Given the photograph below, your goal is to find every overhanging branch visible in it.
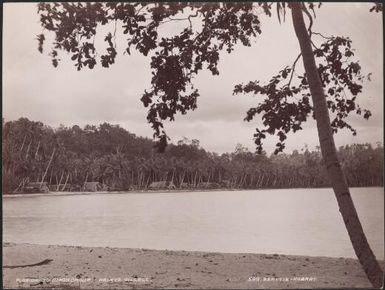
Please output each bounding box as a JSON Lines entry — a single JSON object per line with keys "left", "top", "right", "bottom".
{"left": 286, "top": 52, "right": 302, "bottom": 88}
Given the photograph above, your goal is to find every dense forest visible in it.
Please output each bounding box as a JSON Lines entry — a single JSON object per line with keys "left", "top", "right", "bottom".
{"left": 2, "top": 118, "right": 383, "bottom": 193}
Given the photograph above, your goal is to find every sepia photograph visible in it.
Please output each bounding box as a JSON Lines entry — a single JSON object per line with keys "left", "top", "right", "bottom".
{"left": 2, "top": 2, "right": 384, "bottom": 289}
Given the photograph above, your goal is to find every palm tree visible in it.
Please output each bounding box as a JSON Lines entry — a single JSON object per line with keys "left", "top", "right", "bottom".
{"left": 291, "top": 3, "right": 383, "bottom": 287}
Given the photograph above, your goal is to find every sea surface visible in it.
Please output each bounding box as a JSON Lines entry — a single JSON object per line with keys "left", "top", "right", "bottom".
{"left": 3, "top": 187, "right": 384, "bottom": 259}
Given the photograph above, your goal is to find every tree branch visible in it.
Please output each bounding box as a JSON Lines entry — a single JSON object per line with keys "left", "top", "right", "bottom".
{"left": 161, "top": 10, "right": 200, "bottom": 30}
{"left": 301, "top": 3, "right": 313, "bottom": 37}
{"left": 113, "top": 19, "right": 117, "bottom": 48}
{"left": 312, "top": 31, "right": 334, "bottom": 40}
{"left": 286, "top": 52, "right": 302, "bottom": 87}
{"left": 310, "top": 40, "right": 319, "bottom": 50}
{"left": 135, "top": 4, "right": 147, "bottom": 16}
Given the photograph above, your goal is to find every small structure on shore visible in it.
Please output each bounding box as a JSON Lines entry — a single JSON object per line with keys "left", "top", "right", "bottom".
{"left": 148, "top": 181, "right": 176, "bottom": 190}
{"left": 179, "top": 182, "right": 191, "bottom": 189}
{"left": 220, "top": 180, "right": 232, "bottom": 187}
{"left": 198, "top": 182, "right": 219, "bottom": 189}
{"left": 70, "top": 184, "right": 82, "bottom": 192}
{"left": 82, "top": 182, "right": 108, "bottom": 192}
{"left": 48, "top": 184, "right": 71, "bottom": 192}
{"left": 23, "top": 182, "right": 50, "bottom": 193}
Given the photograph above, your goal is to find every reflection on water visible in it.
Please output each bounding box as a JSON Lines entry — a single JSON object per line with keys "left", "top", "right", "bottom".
{"left": 3, "top": 187, "right": 384, "bottom": 259}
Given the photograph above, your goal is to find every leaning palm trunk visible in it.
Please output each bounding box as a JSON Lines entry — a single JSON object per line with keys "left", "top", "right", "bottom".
{"left": 291, "top": 3, "right": 383, "bottom": 288}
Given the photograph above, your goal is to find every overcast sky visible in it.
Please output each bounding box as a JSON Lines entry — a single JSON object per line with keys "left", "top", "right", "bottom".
{"left": 3, "top": 3, "right": 383, "bottom": 154}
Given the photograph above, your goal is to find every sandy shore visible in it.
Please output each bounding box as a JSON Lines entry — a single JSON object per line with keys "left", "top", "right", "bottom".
{"left": 3, "top": 243, "right": 381, "bottom": 289}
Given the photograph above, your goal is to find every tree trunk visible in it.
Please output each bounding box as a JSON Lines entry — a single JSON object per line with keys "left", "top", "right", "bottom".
{"left": 145, "top": 175, "right": 150, "bottom": 189}
{"left": 179, "top": 170, "right": 186, "bottom": 188}
{"left": 206, "top": 171, "right": 211, "bottom": 185}
{"left": 25, "top": 139, "right": 32, "bottom": 159}
{"left": 14, "top": 177, "right": 26, "bottom": 193}
{"left": 40, "top": 148, "right": 55, "bottom": 185}
{"left": 61, "top": 172, "right": 70, "bottom": 191}
{"left": 194, "top": 171, "right": 198, "bottom": 187}
{"left": 84, "top": 172, "right": 89, "bottom": 186}
{"left": 171, "top": 169, "right": 175, "bottom": 183}
{"left": 19, "top": 135, "right": 26, "bottom": 152}
{"left": 57, "top": 171, "right": 64, "bottom": 191}
{"left": 291, "top": 3, "right": 383, "bottom": 288}
{"left": 49, "top": 169, "right": 53, "bottom": 185}
{"left": 34, "top": 140, "right": 40, "bottom": 159}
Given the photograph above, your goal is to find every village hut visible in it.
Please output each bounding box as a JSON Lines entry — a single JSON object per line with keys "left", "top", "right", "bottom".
{"left": 70, "top": 184, "right": 82, "bottom": 192}
{"left": 148, "top": 181, "right": 176, "bottom": 190}
{"left": 198, "top": 182, "right": 219, "bottom": 189}
{"left": 179, "top": 182, "right": 191, "bottom": 189}
{"left": 220, "top": 180, "right": 232, "bottom": 188}
{"left": 23, "top": 182, "right": 50, "bottom": 193}
{"left": 82, "top": 181, "right": 108, "bottom": 192}
{"left": 168, "top": 181, "right": 176, "bottom": 189}
{"left": 48, "top": 184, "right": 71, "bottom": 191}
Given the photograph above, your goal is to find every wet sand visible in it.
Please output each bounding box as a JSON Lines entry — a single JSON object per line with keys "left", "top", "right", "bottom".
{"left": 3, "top": 242, "right": 379, "bottom": 289}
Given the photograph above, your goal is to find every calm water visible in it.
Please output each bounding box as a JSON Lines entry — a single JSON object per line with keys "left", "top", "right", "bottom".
{"left": 3, "top": 187, "right": 384, "bottom": 259}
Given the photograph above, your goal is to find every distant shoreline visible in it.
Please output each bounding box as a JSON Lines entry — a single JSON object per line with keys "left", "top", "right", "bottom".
{"left": 3, "top": 186, "right": 383, "bottom": 198}
{"left": 4, "top": 188, "right": 237, "bottom": 198}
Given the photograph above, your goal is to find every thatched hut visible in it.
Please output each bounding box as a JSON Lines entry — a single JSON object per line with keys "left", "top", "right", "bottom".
{"left": 198, "top": 182, "right": 219, "bottom": 189}
{"left": 179, "top": 182, "right": 191, "bottom": 189}
{"left": 148, "top": 181, "right": 176, "bottom": 190}
{"left": 82, "top": 181, "right": 108, "bottom": 192}
{"left": 23, "top": 182, "right": 49, "bottom": 193}
{"left": 48, "top": 184, "right": 71, "bottom": 191}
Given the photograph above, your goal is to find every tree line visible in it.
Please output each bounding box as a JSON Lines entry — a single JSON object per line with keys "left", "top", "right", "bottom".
{"left": 2, "top": 118, "right": 383, "bottom": 193}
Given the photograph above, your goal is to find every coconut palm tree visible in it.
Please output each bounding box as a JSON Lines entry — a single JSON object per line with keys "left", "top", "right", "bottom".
{"left": 291, "top": 3, "right": 382, "bottom": 287}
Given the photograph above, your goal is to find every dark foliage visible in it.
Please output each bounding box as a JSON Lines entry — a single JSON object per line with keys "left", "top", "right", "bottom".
{"left": 234, "top": 35, "right": 372, "bottom": 154}
{"left": 3, "top": 118, "right": 383, "bottom": 193}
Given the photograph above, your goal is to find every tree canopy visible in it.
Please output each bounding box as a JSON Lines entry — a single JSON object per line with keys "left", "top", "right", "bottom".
{"left": 3, "top": 118, "right": 383, "bottom": 193}
{"left": 36, "top": 2, "right": 380, "bottom": 153}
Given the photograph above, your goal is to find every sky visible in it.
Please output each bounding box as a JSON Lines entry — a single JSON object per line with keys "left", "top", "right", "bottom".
{"left": 3, "top": 3, "right": 383, "bottom": 154}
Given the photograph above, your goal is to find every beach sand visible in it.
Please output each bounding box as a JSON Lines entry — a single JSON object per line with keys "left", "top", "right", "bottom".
{"left": 3, "top": 242, "right": 381, "bottom": 289}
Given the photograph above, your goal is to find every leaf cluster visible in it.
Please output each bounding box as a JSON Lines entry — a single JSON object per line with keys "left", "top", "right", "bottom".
{"left": 37, "top": 2, "right": 265, "bottom": 152}
{"left": 234, "top": 36, "right": 372, "bottom": 154}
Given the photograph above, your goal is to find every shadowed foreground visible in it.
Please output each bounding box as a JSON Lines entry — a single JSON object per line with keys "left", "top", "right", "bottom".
{"left": 3, "top": 243, "right": 379, "bottom": 289}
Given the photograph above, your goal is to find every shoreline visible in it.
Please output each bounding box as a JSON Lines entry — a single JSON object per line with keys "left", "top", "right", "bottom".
{"left": 3, "top": 186, "right": 383, "bottom": 198}
{"left": 3, "top": 242, "right": 380, "bottom": 289}
{"left": 3, "top": 188, "right": 241, "bottom": 198}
